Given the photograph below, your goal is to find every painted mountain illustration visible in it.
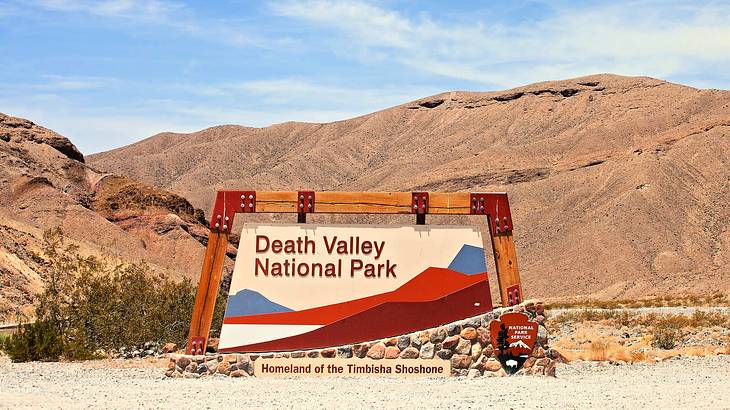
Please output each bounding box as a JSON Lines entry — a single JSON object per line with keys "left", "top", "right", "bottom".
{"left": 226, "top": 244, "right": 488, "bottom": 319}
{"left": 220, "top": 267, "right": 491, "bottom": 352}
{"left": 224, "top": 289, "right": 293, "bottom": 317}
{"left": 448, "top": 244, "right": 488, "bottom": 274}
{"left": 509, "top": 340, "right": 531, "bottom": 350}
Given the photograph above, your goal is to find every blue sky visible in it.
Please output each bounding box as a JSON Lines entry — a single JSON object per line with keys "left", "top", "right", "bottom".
{"left": 1, "top": 0, "right": 729, "bottom": 154}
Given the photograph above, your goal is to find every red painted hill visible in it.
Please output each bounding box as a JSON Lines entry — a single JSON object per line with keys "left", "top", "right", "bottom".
{"left": 220, "top": 279, "right": 490, "bottom": 352}
{"left": 224, "top": 267, "right": 490, "bottom": 326}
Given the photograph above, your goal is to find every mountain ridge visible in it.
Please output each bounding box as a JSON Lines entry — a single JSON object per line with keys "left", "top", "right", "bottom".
{"left": 46, "top": 73, "right": 730, "bottom": 301}
{"left": 0, "top": 112, "right": 236, "bottom": 321}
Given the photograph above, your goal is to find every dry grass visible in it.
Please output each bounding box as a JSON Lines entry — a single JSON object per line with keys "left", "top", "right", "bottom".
{"left": 630, "top": 350, "right": 646, "bottom": 362}
{"left": 551, "top": 308, "right": 729, "bottom": 330}
{"left": 588, "top": 340, "right": 609, "bottom": 361}
{"left": 550, "top": 307, "right": 730, "bottom": 362}
{"left": 645, "top": 310, "right": 729, "bottom": 330}
{"left": 547, "top": 292, "right": 729, "bottom": 310}
{"left": 560, "top": 336, "right": 654, "bottom": 364}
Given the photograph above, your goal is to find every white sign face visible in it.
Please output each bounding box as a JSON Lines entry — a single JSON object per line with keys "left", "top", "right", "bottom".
{"left": 219, "top": 223, "right": 492, "bottom": 353}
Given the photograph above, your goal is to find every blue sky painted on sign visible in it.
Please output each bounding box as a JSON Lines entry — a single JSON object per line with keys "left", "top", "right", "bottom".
{"left": 1, "top": 1, "right": 729, "bottom": 153}
{"left": 447, "top": 245, "right": 487, "bottom": 275}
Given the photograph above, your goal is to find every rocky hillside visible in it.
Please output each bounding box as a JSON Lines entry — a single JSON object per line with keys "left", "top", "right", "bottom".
{"left": 89, "top": 74, "right": 730, "bottom": 301}
{"left": 0, "top": 113, "right": 234, "bottom": 321}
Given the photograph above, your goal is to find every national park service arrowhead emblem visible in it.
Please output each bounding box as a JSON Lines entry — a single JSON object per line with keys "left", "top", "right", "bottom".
{"left": 489, "top": 312, "right": 538, "bottom": 374}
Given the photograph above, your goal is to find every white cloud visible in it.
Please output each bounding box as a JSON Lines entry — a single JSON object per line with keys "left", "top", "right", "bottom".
{"left": 0, "top": 99, "right": 202, "bottom": 154}
{"left": 26, "top": 0, "right": 293, "bottom": 50}
{"left": 271, "top": 0, "right": 730, "bottom": 87}
{"left": 0, "top": 80, "right": 410, "bottom": 154}
{"left": 30, "top": 0, "right": 183, "bottom": 18}
{"left": 40, "top": 75, "right": 119, "bottom": 90}
{"left": 0, "top": 75, "right": 120, "bottom": 93}
{"left": 158, "top": 102, "right": 361, "bottom": 128}
{"left": 1, "top": 76, "right": 439, "bottom": 153}
{"left": 175, "top": 78, "right": 439, "bottom": 108}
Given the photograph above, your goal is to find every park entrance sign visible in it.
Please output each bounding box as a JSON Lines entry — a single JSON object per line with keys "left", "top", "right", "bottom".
{"left": 186, "top": 191, "right": 523, "bottom": 356}
{"left": 218, "top": 224, "right": 492, "bottom": 352}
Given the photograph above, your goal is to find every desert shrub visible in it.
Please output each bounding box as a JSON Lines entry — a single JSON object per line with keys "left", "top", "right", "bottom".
{"left": 1, "top": 228, "right": 225, "bottom": 362}
{"left": 615, "top": 310, "right": 632, "bottom": 327}
{"left": 1, "top": 320, "right": 64, "bottom": 362}
{"left": 651, "top": 322, "right": 681, "bottom": 350}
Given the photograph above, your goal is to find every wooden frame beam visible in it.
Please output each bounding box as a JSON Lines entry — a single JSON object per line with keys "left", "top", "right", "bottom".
{"left": 186, "top": 190, "right": 523, "bottom": 354}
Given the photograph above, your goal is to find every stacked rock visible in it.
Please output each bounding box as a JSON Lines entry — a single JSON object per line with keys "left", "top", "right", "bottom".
{"left": 166, "top": 300, "right": 563, "bottom": 379}
{"left": 166, "top": 353, "right": 256, "bottom": 378}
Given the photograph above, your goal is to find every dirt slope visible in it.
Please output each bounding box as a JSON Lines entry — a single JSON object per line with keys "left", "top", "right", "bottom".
{"left": 87, "top": 74, "right": 730, "bottom": 300}
{"left": 0, "top": 113, "right": 234, "bottom": 320}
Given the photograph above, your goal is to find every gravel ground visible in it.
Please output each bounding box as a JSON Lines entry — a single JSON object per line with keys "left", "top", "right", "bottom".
{"left": 1, "top": 355, "right": 729, "bottom": 409}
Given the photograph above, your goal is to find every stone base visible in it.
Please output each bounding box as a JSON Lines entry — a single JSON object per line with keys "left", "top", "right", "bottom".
{"left": 167, "top": 300, "right": 561, "bottom": 378}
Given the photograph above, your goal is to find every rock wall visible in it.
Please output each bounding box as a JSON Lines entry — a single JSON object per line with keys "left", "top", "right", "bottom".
{"left": 167, "top": 300, "right": 563, "bottom": 378}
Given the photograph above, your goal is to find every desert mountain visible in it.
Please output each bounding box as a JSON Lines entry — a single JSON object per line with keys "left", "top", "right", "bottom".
{"left": 86, "top": 74, "right": 727, "bottom": 301}
{"left": 0, "top": 113, "right": 234, "bottom": 321}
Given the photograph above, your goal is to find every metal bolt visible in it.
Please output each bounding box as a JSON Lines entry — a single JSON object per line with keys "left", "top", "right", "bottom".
{"left": 472, "top": 205, "right": 476, "bottom": 210}
{"left": 300, "top": 203, "right": 304, "bottom": 208}
{"left": 300, "top": 195, "right": 304, "bottom": 200}
{"left": 225, "top": 216, "right": 229, "bottom": 221}
{"left": 249, "top": 194, "right": 253, "bottom": 200}
{"left": 422, "top": 195, "right": 427, "bottom": 201}
{"left": 479, "top": 197, "right": 484, "bottom": 202}
{"left": 241, "top": 194, "right": 245, "bottom": 200}
{"left": 215, "top": 223, "right": 220, "bottom": 228}
{"left": 248, "top": 203, "right": 253, "bottom": 208}
{"left": 308, "top": 195, "right": 312, "bottom": 200}
{"left": 413, "top": 205, "right": 418, "bottom": 209}
{"left": 480, "top": 205, "right": 484, "bottom": 210}
{"left": 422, "top": 204, "right": 426, "bottom": 209}
{"left": 216, "top": 214, "right": 221, "bottom": 220}
{"left": 223, "top": 224, "right": 228, "bottom": 230}
{"left": 308, "top": 204, "right": 312, "bottom": 209}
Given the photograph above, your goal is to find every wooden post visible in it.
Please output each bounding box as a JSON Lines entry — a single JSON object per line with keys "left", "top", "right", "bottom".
{"left": 489, "top": 223, "right": 523, "bottom": 307}
{"left": 186, "top": 230, "right": 229, "bottom": 354}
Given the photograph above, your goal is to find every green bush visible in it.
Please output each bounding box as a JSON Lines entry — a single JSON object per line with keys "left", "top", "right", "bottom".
{"left": 1, "top": 228, "right": 226, "bottom": 362}
{"left": 2, "top": 320, "right": 64, "bottom": 362}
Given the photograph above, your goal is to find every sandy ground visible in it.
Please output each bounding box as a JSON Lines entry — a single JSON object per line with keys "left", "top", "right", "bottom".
{"left": 1, "top": 355, "right": 729, "bottom": 409}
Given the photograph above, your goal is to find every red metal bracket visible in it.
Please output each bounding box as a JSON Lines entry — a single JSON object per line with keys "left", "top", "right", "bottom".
{"left": 240, "top": 191, "right": 256, "bottom": 213}
{"left": 190, "top": 336, "right": 206, "bottom": 355}
{"left": 411, "top": 192, "right": 429, "bottom": 214}
{"left": 298, "top": 191, "right": 315, "bottom": 213}
{"left": 209, "top": 190, "right": 254, "bottom": 233}
{"left": 470, "top": 192, "right": 513, "bottom": 234}
{"left": 507, "top": 284, "right": 521, "bottom": 306}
